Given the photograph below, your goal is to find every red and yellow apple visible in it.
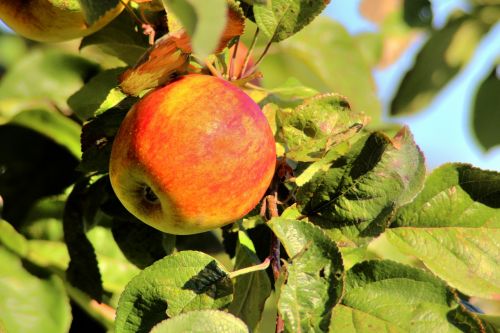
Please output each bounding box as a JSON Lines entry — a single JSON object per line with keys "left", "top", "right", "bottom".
{"left": 0, "top": 0, "right": 125, "bottom": 43}
{"left": 109, "top": 74, "right": 276, "bottom": 234}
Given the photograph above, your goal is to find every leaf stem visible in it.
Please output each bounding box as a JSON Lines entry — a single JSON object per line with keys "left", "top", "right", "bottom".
{"left": 228, "top": 257, "right": 271, "bottom": 279}
{"left": 253, "top": 37, "right": 273, "bottom": 71}
{"left": 229, "top": 36, "right": 241, "bottom": 80}
{"left": 241, "top": 28, "right": 260, "bottom": 77}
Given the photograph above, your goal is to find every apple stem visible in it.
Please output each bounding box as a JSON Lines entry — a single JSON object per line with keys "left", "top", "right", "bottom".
{"left": 228, "top": 36, "right": 241, "bottom": 80}
{"left": 228, "top": 257, "right": 271, "bottom": 279}
{"left": 241, "top": 27, "right": 260, "bottom": 78}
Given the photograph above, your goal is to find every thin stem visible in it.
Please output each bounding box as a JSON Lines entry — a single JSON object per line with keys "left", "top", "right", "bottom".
{"left": 120, "top": 0, "right": 144, "bottom": 26}
{"left": 228, "top": 257, "right": 271, "bottom": 279}
{"left": 228, "top": 36, "right": 241, "bottom": 80}
{"left": 241, "top": 28, "right": 260, "bottom": 77}
{"left": 253, "top": 38, "right": 273, "bottom": 70}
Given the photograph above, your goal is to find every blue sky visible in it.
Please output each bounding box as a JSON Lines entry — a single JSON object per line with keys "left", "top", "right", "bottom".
{"left": 325, "top": 0, "right": 500, "bottom": 171}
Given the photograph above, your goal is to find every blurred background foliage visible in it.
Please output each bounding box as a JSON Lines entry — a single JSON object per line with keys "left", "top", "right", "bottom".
{"left": 0, "top": 0, "right": 499, "bottom": 332}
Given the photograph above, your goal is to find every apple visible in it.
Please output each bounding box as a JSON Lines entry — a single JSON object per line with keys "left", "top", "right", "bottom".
{"left": 0, "top": 0, "right": 125, "bottom": 43}
{"left": 109, "top": 74, "right": 276, "bottom": 235}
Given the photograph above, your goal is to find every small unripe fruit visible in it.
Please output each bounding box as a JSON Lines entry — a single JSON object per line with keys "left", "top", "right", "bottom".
{"left": 0, "top": 0, "right": 125, "bottom": 43}
{"left": 109, "top": 74, "right": 276, "bottom": 234}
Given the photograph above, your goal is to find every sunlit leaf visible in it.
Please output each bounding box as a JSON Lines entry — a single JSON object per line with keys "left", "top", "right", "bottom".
{"left": 151, "top": 310, "right": 249, "bottom": 333}
{"left": 115, "top": 250, "right": 233, "bottom": 333}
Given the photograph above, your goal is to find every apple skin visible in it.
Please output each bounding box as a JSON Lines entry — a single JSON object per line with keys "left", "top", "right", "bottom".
{"left": 109, "top": 74, "right": 276, "bottom": 235}
{"left": 0, "top": 0, "right": 125, "bottom": 43}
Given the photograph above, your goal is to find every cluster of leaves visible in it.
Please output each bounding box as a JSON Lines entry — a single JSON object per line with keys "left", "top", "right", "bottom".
{"left": 0, "top": 0, "right": 499, "bottom": 333}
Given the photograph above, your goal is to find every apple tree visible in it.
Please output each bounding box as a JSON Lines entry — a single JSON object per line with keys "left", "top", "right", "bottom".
{"left": 0, "top": 0, "right": 499, "bottom": 333}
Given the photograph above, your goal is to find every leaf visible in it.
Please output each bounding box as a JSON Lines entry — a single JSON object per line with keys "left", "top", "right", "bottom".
{"left": 403, "top": 0, "right": 433, "bottom": 27}
{"left": 162, "top": 0, "right": 228, "bottom": 60}
{"left": 119, "top": 5, "right": 244, "bottom": 95}
{"left": 0, "top": 247, "right": 71, "bottom": 333}
{"left": 386, "top": 163, "right": 500, "bottom": 299}
{"left": 20, "top": 196, "right": 66, "bottom": 241}
{"left": 386, "top": 228, "right": 500, "bottom": 300}
{"left": 86, "top": 226, "right": 140, "bottom": 294}
{"left": 259, "top": 17, "right": 382, "bottom": 120}
{"left": 472, "top": 66, "right": 500, "bottom": 150}
{"left": 63, "top": 180, "right": 103, "bottom": 301}
{"left": 151, "top": 310, "right": 249, "bottom": 333}
{"left": 268, "top": 218, "right": 345, "bottom": 332}
{"left": 296, "top": 127, "right": 425, "bottom": 244}
{"left": 78, "top": 0, "right": 122, "bottom": 25}
{"left": 115, "top": 250, "right": 233, "bottom": 333}
{"left": 0, "top": 220, "right": 28, "bottom": 257}
{"left": 68, "top": 68, "right": 127, "bottom": 121}
{"left": 0, "top": 48, "right": 98, "bottom": 110}
{"left": 328, "top": 304, "right": 406, "bottom": 333}
{"left": 228, "top": 231, "right": 271, "bottom": 331}
{"left": 394, "top": 163, "right": 500, "bottom": 228}
{"left": 277, "top": 93, "right": 368, "bottom": 162}
{"left": 0, "top": 34, "right": 27, "bottom": 70}
{"left": 390, "top": 12, "right": 493, "bottom": 115}
{"left": 338, "top": 260, "right": 488, "bottom": 332}
{"left": 79, "top": 99, "right": 134, "bottom": 174}
{"left": 8, "top": 109, "right": 81, "bottom": 158}
{"left": 111, "top": 217, "right": 171, "bottom": 269}
{"left": 253, "top": 0, "right": 330, "bottom": 42}
{"left": 80, "top": 11, "right": 150, "bottom": 66}
{"left": 0, "top": 125, "right": 79, "bottom": 224}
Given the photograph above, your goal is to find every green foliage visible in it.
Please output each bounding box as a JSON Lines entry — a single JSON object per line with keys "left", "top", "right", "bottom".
{"left": 151, "top": 310, "right": 249, "bottom": 333}
{"left": 115, "top": 251, "right": 233, "bottom": 333}
{"left": 0, "top": 1, "right": 498, "bottom": 332}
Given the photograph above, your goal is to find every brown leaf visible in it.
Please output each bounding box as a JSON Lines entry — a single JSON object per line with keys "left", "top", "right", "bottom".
{"left": 118, "top": 5, "right": 244, "bottom": 96}
{"left": 359, "top": 0, "right": 400, "bottom": 24}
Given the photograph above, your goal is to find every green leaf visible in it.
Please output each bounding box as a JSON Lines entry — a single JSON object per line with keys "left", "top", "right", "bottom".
{"left": 339, "top": 260, "right": 487, "bottom": 332}
{"left": 391, "top": 12, "right": 493, "bottom": 115}
{"left": 80, "top": 11, "right": 149, "bottom": 66}
{"left": 268, "top": 218, "right": 345, "bottom": 332}
{"left": 0, "top": 48, "right": 98, "bottom": 110}
{"left": 0, "top": 246, "right": 71, "bottom": 333}
{"left": 111, "top": 218, "right": 171, "bottom": 269}
{"left": 229, "top": 231, "right": 271, "bottom": 331}
{"left": 296, "top": 128, "right": 425, "bottom": 244}
{"left": 472, "top": 66, "right": 500, "bottom": 150}
{"left": 386, "top": 228, "right": 500, "bottom": 300}
{"left": 8, "top": 109, "right": 81, "bottom": 158}
{"left": 0, "top": 220, "right": 28, "bottom": 257}
{"left": 259, "top": 17, "right": 382, "bottom": 120}
{"left": 277, "top": 93, "right": 368, "bottom": 162}
{"left": 0, "top": 34, "right": 27, "bottom": 70}
{"left": 403, "top": 0, "right": 433, "bottom": 27}
{"left": 115, "top": 250, "right": 233, "bottom": 333}
{"left": 68, "top": 67, "right": 126, "bottom": 121}
{"left": 63, "top": 180, "right": 103, "bottom": 301}
{"left": 386, "top": 163, "right": 500, "bottom": 299}
{"left": 162, "top": 0, "right": 228, "bottom": 60}
{"left": 26, "top": 240, "right": 70, "bottom": 272}
{"left": 20, "top": 196, "right": 66, "bottom": 241}
{"left": 151, "top": 310, "right": 249, "bottom": 333}
{"left": 79, "top": 100, "right": 133, "bottom": 174}
{"left": 87, "top": 226, "right": 140, "bottom": 294}
{"left": 253, "top": 0, "right": 330, "bottom": 42}
{"left": 393, "top": 163, "right": 500, "bottom": 228}
{"left": 0, "top": 125, "right": 79, "bottom": 224}
{"left": 78, "top": 0, "right": 122, "bottom": 25}
{"left": 328, "top": 304, "right": 405, "bottom": 333}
